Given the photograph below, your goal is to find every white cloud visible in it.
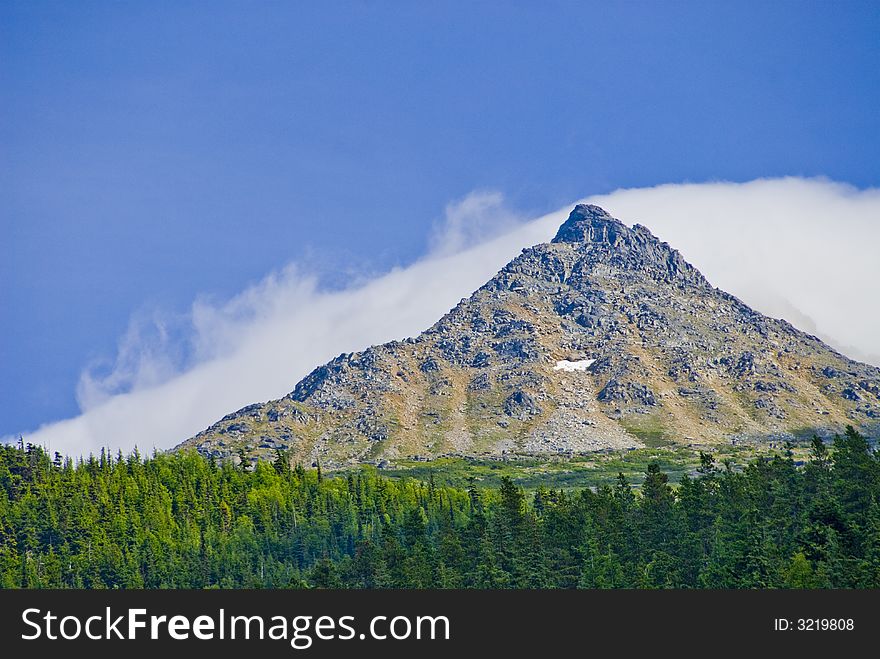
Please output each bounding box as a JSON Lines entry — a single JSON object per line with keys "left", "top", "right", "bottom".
{"left": 586, "top": 178, "right": 880, "bottom": 365}
{"left": 76, "top": 307, "right": 189, "bottom": 410}
{"left": 428, "top": 190, "right": 521, "bottom": 256}
{"left": 17, "top": 178, "right": 880, "bottom": 457}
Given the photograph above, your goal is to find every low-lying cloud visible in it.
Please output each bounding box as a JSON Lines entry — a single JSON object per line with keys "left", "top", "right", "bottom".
{"left": 18, "top": 177, "right": 880, "bottom": 457}
{"left": 593, "top": 178, "right": 880, "bottom": 366}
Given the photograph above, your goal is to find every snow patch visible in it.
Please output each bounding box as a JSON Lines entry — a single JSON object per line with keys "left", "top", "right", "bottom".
{"left": 553, "top": 358, "right": 596, "bottom": 372}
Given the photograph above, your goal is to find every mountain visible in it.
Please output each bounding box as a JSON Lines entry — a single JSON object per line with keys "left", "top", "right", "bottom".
{"left": 176, "top": 205, "right": 880, "bottom": 468}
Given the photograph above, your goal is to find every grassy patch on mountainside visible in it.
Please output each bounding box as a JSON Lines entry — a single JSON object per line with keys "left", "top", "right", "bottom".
{"left": 376, "top": 438, "right": 820, "bottom": 491}
{"left": 619, "top": 413, "right": 674, "bottom": 448}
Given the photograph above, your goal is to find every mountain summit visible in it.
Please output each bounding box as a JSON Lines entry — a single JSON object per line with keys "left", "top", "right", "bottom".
{"left": 553, "top": 203, "right": 627, "bottom": 243}
{"left": 178, "top": 206, "right": 880, "bottom": 468}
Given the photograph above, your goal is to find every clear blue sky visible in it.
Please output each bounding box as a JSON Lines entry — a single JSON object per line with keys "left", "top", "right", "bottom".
{"left": 2, "top": 0, "right": 879, "bottom": 435}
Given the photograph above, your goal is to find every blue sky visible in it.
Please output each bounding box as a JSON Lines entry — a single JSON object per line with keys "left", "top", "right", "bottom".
{"left": 2, "top": 1, "right": 879, "bottom": 439}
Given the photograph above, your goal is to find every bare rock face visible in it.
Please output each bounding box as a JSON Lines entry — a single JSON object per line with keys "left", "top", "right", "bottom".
{"left": 177, "top": 205, "right": 880, "bottom": 467}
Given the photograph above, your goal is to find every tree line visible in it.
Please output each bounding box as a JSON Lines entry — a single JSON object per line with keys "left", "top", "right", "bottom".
{"left": 1, "top": 427, "right": 878, "bottom": 588}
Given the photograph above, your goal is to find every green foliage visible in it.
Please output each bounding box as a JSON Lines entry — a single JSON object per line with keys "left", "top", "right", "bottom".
{"left": 0, "top": 427, "right": 878, "bottom": 589}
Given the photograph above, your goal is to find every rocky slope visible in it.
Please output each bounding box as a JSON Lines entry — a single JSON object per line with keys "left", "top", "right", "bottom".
{"left": 176, "top": 205, "right": 880, "bottom": 468}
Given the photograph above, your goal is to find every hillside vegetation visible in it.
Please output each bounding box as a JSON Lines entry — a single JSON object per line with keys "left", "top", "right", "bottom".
{"left": 1, "top": 427, "right": 879, "bottom": 588}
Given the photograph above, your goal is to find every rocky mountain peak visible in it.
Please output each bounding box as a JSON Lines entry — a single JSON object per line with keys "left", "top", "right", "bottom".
{"left": 546, "top": 204, "right": 706, "bottom": 288}
{"left": 178, "top": 204, "right": 880, "bottom": 470}
{"left": 552, "top": 204, "right": 625, "bottom": 244}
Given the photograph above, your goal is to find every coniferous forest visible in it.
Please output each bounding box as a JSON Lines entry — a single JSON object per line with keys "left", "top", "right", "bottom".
{"left": 1, "top": 427, "right": 878, "bottom": 589}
